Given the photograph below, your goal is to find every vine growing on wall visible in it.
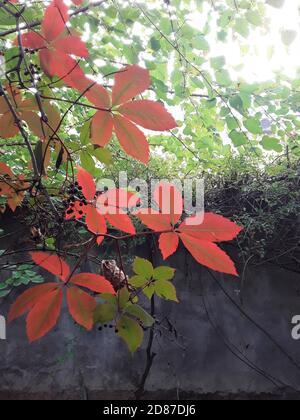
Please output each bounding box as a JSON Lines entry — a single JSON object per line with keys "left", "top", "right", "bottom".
{"left": 0, "top": 0, "right": 245, "bottom": 351}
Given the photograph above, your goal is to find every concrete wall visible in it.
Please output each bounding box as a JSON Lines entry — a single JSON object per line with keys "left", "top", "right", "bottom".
{"left": 0, "top": 217, "right": 300, "bottom": 399}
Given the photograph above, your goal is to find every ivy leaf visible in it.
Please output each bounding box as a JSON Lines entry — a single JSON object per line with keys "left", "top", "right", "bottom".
{"left": 133, "top": 257, "right": 153, "bottom": 279}
{"left": 70, "top": 273, "right": 116, "bottom": 294}
{"left": 129, "top": 275, "right": 148, "bottom": 287}
{"left": 153, "top": 266, "right": 175, "bottom": 281}
{"left": 117, "top": 315, "right": 144, "bottom": 353}
{"left": 155, "top": 280, "right": 178, "bottom": 302}
{"left": 261, "top": 136, "right": 283, "bottom": 152}
{"left": 26, "top": 287, "right": 63, "bottom": 343}
{"left": 77, "top": 166, "right": 96, "bottom": 202}
{"left": 30, "top": 252, "right": 70, "bottom": 282}
{"left": 244, "top": 117, "right": 262, "bottom": 135}
{"left": 125, "top": 304, "right": 155, "bottom": 327}
{"left": 94, "top": 303, "right": 117, "bottom": 324}
{"left": 67, "top": 286, "right": 96, "bottom": 331}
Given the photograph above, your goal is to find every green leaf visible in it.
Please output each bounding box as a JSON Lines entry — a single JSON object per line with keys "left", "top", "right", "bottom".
{"left": 155, "top": 280, "right": 178, "bottom": 302}
{"left": 0, "top": 289, "right": 11, "bottom": 298}
{"left": 229, "top": 95, "right": 245, "bottom": 115}
{"left": 150, "top": 37, "right": 161, "bottom": 51}
{"left": 117, "top": 315, "right": 144, "bottom": 353}
{"left": 153, "top": 266, "right": 175, "bottom": 281}
{"left": 118, "top": 287, "right": 131, "bottom": 309}
{"left": 226, "top": 116, "right": 239, "bottom": 131}
{"left": 261, "top": 136, "right": 283, "bottom": 152}
{"left": 92, "top": 148, "right": 113, "bottom": 166}
{"left": 129, "top": 275, "right": 147, "bottom": 288}
{"left": 229, "top": 130, "right": 248, "bottom": 147}
{"left": 281, "top": 30, "right": 297, "bottom": 46}
{"left": 80, "top": 122, "right": 91, "bottom": 145}
{"left": 133, "top": 257, "right": 153, "bottom": 279}
{"left": 125, "top": 304, "right": 155, "bottom": 327}
{"left": 246, "top": 11, "right": 263, "bottom": 26}
{"left": 94, "top": 303, "right": 117, "bottom": 324}
{"left": 244, "top": 117, "right": 262, "bottom": 135}
{"left": 143, "top": 283, "right": 156, "bottom": 300}
{"left": 216, "top": 69, "right": 231, "bottom": 86}
{"left": 210, "top": 56, "right": 226, "bottom": 70}
{"left": 0, "top": 283, "right": 8, "bottom": 290}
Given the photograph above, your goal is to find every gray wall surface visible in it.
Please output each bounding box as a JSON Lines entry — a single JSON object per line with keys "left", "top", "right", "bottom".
{"left": 1, "top": 238, "right": 300, "bottom": 400}
{"left": 0, "top": 214, "right": 300, "bottom": 400}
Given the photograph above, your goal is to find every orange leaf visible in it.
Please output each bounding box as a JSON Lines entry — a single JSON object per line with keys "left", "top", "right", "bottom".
{"left": 159, "top": 232, "right": 179, "bottom": 260}
{"left": 67, "top": 286, "right": 96, "bottom": 330}
{"left": 8, "top": 283, "right": 59, "bottom": 323}
{"left": 136, "top": 210, "right": 172, "bottom": 232}
{"left": 26, "top": 288, "right": 63, "bottom": 342}
{"left": 118, "top": 100, "right": 177, "bottom": 131}
{"left": 70, "top": 273, "right": 116, "bottom": 294}
{"left": 105, "top": 213, "right": 136, "bottom": 235}
{"left": 91, "top": 111, "right": 114, "bottom": 147}
{"left": 77, "top": 166, "right": 96, "bottom": 201}
{"left": 30, "top": 252, "right": 70, "bottom": 282}
{"left": 153, "top": 182, "right": 183, "bottom": 225}
{"left": 179, "top": 213, "right": 243, "bottom": 242}
{"left": 85, "top": 205, "right": 107, "bottom": 236}
{"left": 179, "top": 233, "right": 238, "bottom": 276}
{"left": 112, "top": 65, "right": 150, "bottom": 107}
{"left": 113, "top": 114, "right": 150, "bottom": 164}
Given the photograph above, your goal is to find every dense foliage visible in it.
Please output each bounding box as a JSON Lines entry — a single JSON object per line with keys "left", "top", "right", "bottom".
{"left": 0, "top": 0, "right": 299, "bottom": 351}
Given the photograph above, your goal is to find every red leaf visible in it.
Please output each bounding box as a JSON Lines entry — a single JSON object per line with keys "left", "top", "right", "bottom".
{"left": 112, "top": 65, "right": 150, "bottom": 107}
{"left": 45, "top": 50, "right": 80, "bottom": 81}
{"left": 8, "top": 283, "right": 59, "bottom": 323}
{"left": 19, "top": 32, "right": 45, "bottom": 49}
{"left": 53, "top": 36, "right": 88, "bottom": 57}
{"left": 97, "top": 189, "right": 140, "bottom": 210}
{"left": 113, "top": 114, "right": 150, "bottom": 164}
{"left": 0, "top": 162, "right": 14, "bottom": 178}
{"left": 26, "top": 288, "right": 63, "bottom": 342}
{"left": 159, "top": 232, "right": 179, "bottom": 260}
{"left": 179, "top": 233, "right": 238, "bottom": 276}
{"left": 84, "top": 83, "right": 111, "bottom": 109}
{"left": 71, "top": 0, "right": 83, "bottom": 5}
{"left": 153, "top": 182, "right": 183, "bottom": 225}
{"left": 85, "top": 205, "right": 107, "bottom": 236}
{"left": 70, "top": 273, "right": 116, "bottom": 294}
{"left": 118, "top": 100, "right": 177, "bottom": 131}
{"left": 67, "top": 286, "right": 96, "bottom": 330}
{"left": 105, "top": 214, "right": 136, "bottom": 235}
{"left": 136, "top": 210, "right": 173, "bottom": 232}
{"left": 65, "top": 200, "right": 87, "bottom": 220}
{"left": 179, "top": 213, "right": 243, "bottom": 242}
{"left": 42, "top": 0, "right": 69, "bottom": 42}
{"left": 30, "top": 252, "right": 70, "bottom": 282}
{"left": 77, "top": 166, "right": 96, "bottom": 201}
{"left": 91, "top": 111, "right": 114, "bottom": 147}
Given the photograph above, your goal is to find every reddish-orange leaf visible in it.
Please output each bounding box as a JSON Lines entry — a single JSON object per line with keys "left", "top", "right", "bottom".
{"left": 179, "top": 213, "right": 243, "bottom": 242}
{"left": 113, "top": 114, "right": 150, "bottom": 164}
{"left": 136, "top": 210, "right": 173, "bottom": 232}
{"left": 30, "top": 252, "right": 70, "bottom": 282}
{"left": 77, "top": 166, "right": 96, "bottom": 201}
{"left": 91, "top": 111, "right": 114, "bottom": 147}
{"left": 159, "top": 232, "right": 180, "bottom": 260}
{"left": 179, "top": 233, "right": 238, "bottom": 276}
{"left": 118, "top": 100, "right": 177, "bottom": 131}
{"left": 112, "top": 65, "right": 150, "bottom": 107}
{"left": 26, "top": 288, "right": 63, "bottom": 343}
{"left": 85, "top": 205, "right": 107, "bottom": 236}
{"left": 153, "top": 182, "right": 183, "bottom": 225}
{"left": 53, "top": 36, "right": 88, "bottom": 57}
{"left": 0, "top": 162, "right": 14, "bottom": 178}
{"left": 8, "top": 283, "right": 59, "bottom": 323}
{"left": 70, "top": 273, "right": 116, "bottom": 294}
{"left": 19, "top": 32, "right": 45, "bottom": 49}
{"left": 42, "top": 0, "right": 69, "bottom": 42}
{"left": 105, "top": 214, "right": 136, "bottom": 235}
{"left": 71, "top": 0, "right": 83, "bottom": 5}
{"left": 97, "top": 189, "right": 140, "bottom": 211}
{"left": 84, "top": 82, "right": 111, "bottom": 109}
{"left": 67, "top": 286, "right": 96, "bottom": 330}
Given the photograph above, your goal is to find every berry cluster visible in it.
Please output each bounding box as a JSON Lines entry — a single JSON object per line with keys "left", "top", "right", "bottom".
{"left": 63, "top": 182, "right": 87, "bottom": 217}
{"left": 98, "top": 324, "right": 119, "bottom": 334}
